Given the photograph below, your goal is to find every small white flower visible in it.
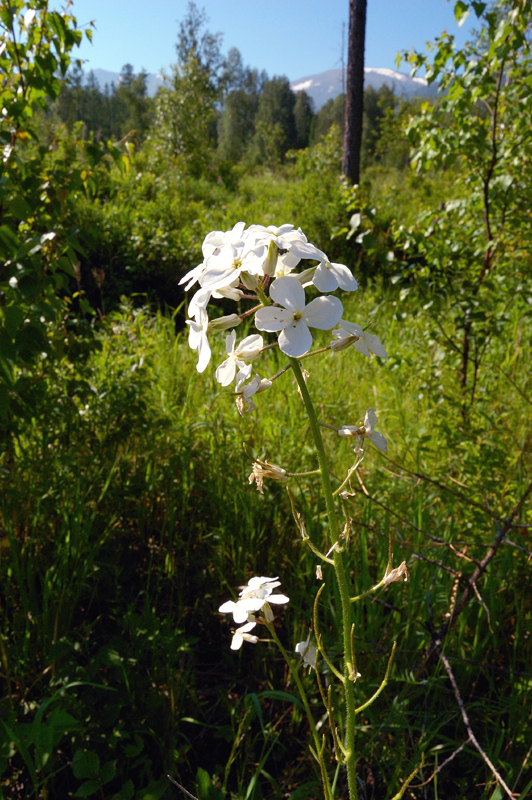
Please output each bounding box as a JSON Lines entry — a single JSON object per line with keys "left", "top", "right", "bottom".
{"left": 361, "top": 408, "right": 388, "bottom": 452}
{"left": 231, "top": 621, "right": 259, "bottom": 650}
{"left": 219, "top": 576, "right": 289, "bottom": 629}
{"left": 200, "top": 243, "right": 265, "bottom": 292}
{"left": 338, "top": 408, "right": 388, "bottom": 454}
{"left": 235, "top": 374, "right": 272, "bottom": 415}
{"left": 216, "top": 331, "right": 263, "bottom": 387}
{"left": 331, "top": 320, "right": 387, "bottom": 357}
{"left": 255, "top": 276, "right": 343, "bottom": 358}
{"left": 8, "top": 276, "right": 18, "bottom": 288}
{"left": 295, "top": 634, "right": 317, "bottom": 670}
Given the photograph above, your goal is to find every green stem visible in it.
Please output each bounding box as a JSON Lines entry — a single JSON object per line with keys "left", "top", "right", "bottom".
{"left": 289, "top": 357, "right": 358, "bottom": 800}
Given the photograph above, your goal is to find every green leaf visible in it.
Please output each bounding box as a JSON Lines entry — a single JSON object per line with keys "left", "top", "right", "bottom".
{"left": 74, "top": 779, "right": 101, "bottom": 797}
{"left": 195, "top": 768, "right": 223, "bottom": 800}
{"left": 99, "top": 760, "right": 117, "bottom": 785}
{"left": 454, "top": 1, "right": 469, "bottom": 22}
{"left": 72, "top": 750, "right": 100, "bottom": 780}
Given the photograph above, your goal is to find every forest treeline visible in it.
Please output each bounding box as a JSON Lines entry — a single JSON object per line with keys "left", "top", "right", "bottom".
{"left": 45, "top": 5, "right": 413, "bottom": 173}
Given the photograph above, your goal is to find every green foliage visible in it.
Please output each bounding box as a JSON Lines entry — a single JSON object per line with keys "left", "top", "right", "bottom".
{"left": 0, "top": 0, "right": 105, "bottom": 436}
{"left": 392, "top": 0, "right": 532, "bottom": 401}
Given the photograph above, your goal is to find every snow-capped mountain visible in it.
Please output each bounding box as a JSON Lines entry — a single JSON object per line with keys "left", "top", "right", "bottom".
{"left": 80, "top": 66, "right": 435, "bottom": 108}
{"left": 291, "top": 67, "right": 436, "bottom": 109}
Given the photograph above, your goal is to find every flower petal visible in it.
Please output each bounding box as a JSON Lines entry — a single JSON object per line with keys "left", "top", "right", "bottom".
{"left": 303, "top": 296, "right": 343, "bottom": 330}
{"left": 269, "top": 276, "right": 305, "bottom": 311}
{"left": 196, "top": 334, "right": 211, "bottom": 373}
{"left": 331, "top": 263, "right": 358, "bottom": 292}
{"left": 367, "top": 431, "right": 388, "bottom": 452}
{"left": 255, "top": 306, "right": 294, "bottom": 332}
{"left": 312, "top": 264, "right": 339, "bottom": 293}
{"left": 215, "top": 357, "right": 237, "bottom": 387}
{"left": 278, "top": 321, "right": 313, "bottom": 357}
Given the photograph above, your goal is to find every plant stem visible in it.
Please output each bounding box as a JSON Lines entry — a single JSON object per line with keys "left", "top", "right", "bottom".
{"left": 289, "top": 357, "right": 358, "bottom": 800}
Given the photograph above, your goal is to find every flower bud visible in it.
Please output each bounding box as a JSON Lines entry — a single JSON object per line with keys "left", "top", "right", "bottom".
{"left": 330, "top": 333, "right": 358, "bottom": 352}
{"left": 208, "top": 314, "right": 242, "bottom": 332}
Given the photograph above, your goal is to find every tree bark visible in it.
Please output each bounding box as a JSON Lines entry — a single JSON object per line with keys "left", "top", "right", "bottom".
{"left": 342, "top": 0, "right": 367, "bottom": 185}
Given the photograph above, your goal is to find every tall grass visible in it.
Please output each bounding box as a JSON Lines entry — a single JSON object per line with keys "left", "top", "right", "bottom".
{"left": 1, "top": 285, "right": 531, "bottom": 798}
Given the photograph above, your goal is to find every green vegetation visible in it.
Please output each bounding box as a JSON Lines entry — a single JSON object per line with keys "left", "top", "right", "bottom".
{"left": 1, "top": 1, "right": 531, "bottom": 799}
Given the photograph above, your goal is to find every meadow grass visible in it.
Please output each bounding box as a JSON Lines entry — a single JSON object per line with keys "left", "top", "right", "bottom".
{"left": 1, "top": 284, "right": 531, "bottom": 799}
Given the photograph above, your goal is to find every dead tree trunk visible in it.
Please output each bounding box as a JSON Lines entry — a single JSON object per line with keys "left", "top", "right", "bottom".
{"left": 342, "top": 0, "right": 367, "bottom": 185}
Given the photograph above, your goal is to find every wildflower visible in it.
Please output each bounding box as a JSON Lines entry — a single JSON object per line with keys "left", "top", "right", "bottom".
{"left": 338, "top": 408, "right": 388, "bottom": 454}
{"left": 186, "top": 308, "right": 211, "bottom": 373}
{"left": 235, "top": 374, "right": 272, "bottom": 415}
{"left": 330, "top": 320, "right": 387, "bottom": 357}
{"left": 295, "top": 634, "right": 317, "bottom": 670}
{"left": 249, "top": 224, "right": 307, "bottom": 276}
{"left": 215, "top": 331, "right": 263, "bottom": 387}
{"left": 219, "top": 576, "right": 289, "bottom": 627}
{"left": 383, "top": 561, "right": 409, "bottom": 586}
{"left": 255, "top": 276, "right": 343, "bottom": 358}
{"left": 200, "top": 243, "right": 265, "bottom": 292}
{"left": 231, "top": 621, "right": 259, "bottom": 650}
{"left": 249, "top": 458, "right": 288, "bottom": 494}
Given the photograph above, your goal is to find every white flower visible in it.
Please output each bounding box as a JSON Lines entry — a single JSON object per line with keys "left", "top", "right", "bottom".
{"left": 219, "top": 576, "right": 289, "bottom": 626}
{"left": 200, "top": 243, "right": 265, "bottom": 292}
{"left": 338, "top": 408, "right": 388, "bottom": 453}
{"left": 255, "top": 276, "right": 343, "bottom": 358}
{"left": 216, "top": 331, "right": 263, "bottom": 387}
{"left": 231, "top": 621, "right": 259, "bottom": 650}
{"left": 331, "top": 320, "right": 387, "bottom": 357}
{"left": 186, "top": 308, "right": 211, "bottom": 373}
{"left": 313, "top": 258, "right": 358, "bottom": 293}
{"left": 202, "top": 221, "right": 247, "bottom": 260}
{"left": 249, "top": 224, "right": 307, "bottom": 277}
{"left": 295, "top": 634, "right": 317, "bottom": 670}
{"left": 8, "top": 276, "right": 18, "bottom": 288}
{"left": 235, "top": 374, "right": 272, "bottom": 415}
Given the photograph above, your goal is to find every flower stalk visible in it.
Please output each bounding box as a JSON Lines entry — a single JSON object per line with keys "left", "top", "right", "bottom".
{"left": 289, "top": 356, "right": 359, "bottom": 799}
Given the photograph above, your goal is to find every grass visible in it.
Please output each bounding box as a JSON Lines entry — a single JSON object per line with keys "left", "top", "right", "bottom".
{"left": 1, "top": 280, "right": 531, "bottom": 799}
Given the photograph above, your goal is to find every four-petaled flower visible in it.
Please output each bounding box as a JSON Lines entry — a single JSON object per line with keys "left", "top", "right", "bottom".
{"left": 255, "top": 276, "right": 343, "bottom": 358}
{"left": 338, "top": 408, "right": 388, "bottom": 454}
{"left": 215, "top": 331, "right": 263, "bottom": 387}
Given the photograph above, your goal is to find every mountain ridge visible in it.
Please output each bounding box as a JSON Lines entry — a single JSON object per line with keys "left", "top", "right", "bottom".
{"left": 81, "top": 66, "right": 436, "bottom": 109}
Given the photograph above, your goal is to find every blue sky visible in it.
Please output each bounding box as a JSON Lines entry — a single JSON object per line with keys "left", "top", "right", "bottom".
{"left": 69, "top": 0, "right": 475, "bottom": 81}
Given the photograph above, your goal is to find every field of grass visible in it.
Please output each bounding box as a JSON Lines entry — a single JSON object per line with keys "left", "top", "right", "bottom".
{"left": 1, "top": 279, "right": 531, "bottom": 799}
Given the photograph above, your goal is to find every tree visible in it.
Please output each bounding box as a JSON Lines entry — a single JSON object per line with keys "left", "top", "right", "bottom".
{"left": 342, "top": 0, "right": 367, "bottom": 184}
{"left": 250, "top": 76, "right": 297, "bottom": 164}
{"left": 293, "top": 90, "right": 314, "bottom": 149}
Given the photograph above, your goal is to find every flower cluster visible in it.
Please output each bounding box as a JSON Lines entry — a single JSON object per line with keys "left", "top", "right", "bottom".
{"left": 219, "top": 576, "right": 289, "bottom": 650}
{"left": 182, "top": 222, "right": 387, "bottom": 413}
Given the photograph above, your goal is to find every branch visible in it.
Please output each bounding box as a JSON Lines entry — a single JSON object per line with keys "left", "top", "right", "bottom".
{"left": 439, "top": 653, "right": 514, "bottom": 799}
